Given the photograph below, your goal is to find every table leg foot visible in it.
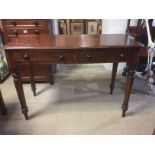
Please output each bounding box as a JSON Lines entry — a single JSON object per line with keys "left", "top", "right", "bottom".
{"left": 122, "top": 111, "right": 126, "bottom": 117}
{"left": 22, "top": 107, "right": 29, "bottom": 120}
{"left": 110, "top": 84, "right": 114, "bottom": 95}
{"left": 122, "top": 104, "right": 128, "bottom": 117}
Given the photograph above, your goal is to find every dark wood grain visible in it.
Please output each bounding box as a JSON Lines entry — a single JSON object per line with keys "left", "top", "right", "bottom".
{"left": 122, "top": 65, "right": 135, "bottom": 117}
{"left": 1, "top": 20, "right": 50, "bottom": 43}
{"left": 22, "top": 53, "right": 36, "bottom": 96}
{"left": 12, "top": 70, "right": 29, "bottom": 120}
{"left": 110, "top": 62, "right": 118, "bottom": 94}
{"left": 1, "top": 19, "right": 52, "bottom": 83}
{"left": 5, "top": 34, "right": 142, "bottom": 49}
{"left": 4, "top": 34, "right": 142, "bottom": 120}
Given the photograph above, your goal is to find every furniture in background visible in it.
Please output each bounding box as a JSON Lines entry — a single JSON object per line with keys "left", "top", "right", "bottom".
{"left": 1, "top": 19, "right": 53, "bottom": 84}
{"left": 4, "top": 34, "right": 142, "bottom": 120}
{"left": 69, "top": 19, "right": 85, "bottom": 34}
{"left": 58, "top": 19, "right": 102, "bottom": 34}
{"left": 0, "top": 90, "right": 7, "bottom": 115}
{"left": 0, "top": 28, "right": 10, "bottom": 83}
{"left": 123, "top": 19, "right": 155, "bottom": 75}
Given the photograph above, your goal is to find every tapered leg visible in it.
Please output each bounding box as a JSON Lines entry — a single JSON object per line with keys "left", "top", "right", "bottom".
{"left": 49, "top": 65, "right": 54, "bottom": 85}
{"left": 122, "top": 66, "right": 135, "bottom": 117}
{"left": 0, "top": 90, "right": 8, "bottom": 115}
{"left": 122, "top": 63, "right": 129, "bottom": 76}
{"left": 110, "top": 62, "right": 118, "bottom": 94}
{"left": 53, "top": 64, "right": 57, "bottom": 73}
{"left": 23, "top": 54, "right": 36, "bottom": 96}
{"left": 27, "top": 63, "right": 36, "bottom": 96}
{"left": 12, "top": 70, "right": 29, "bottom": 120}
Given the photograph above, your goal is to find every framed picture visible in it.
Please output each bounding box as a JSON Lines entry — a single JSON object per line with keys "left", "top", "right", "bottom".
{"left": 87, "top": 21, "right": 98, "bottom": 34}
{"left": 59, "top": 20, "right": 67, "bottom": 34}
{"left": 60, "top": 24, "right": 67, "bottom": 34}
{"left": 70, "top": 19, "right": 83, "bottom": 23}
{"left": 70, "top": 23, "right": 84, "bottom": 34}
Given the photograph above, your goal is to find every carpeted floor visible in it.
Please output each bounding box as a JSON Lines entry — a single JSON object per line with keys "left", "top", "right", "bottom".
{"left": 0, "top": 65, "right": 155, "bottom": 135}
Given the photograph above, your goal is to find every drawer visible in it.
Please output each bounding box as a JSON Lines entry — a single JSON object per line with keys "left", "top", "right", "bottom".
{"left": 77, "top": 50, "right": 133, "bottom": 63}
{"left": 12, "top": 50, "right": 76, "bottom": 64}
{"left": 7, "top": 27, "right": 49, "bottom": 36}
{"left": 3, "top": 19, "right": 49, "bottom": 27}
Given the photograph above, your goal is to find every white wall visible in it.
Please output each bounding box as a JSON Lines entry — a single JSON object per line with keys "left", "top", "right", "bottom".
{"left": 102, "top": 19, "right": 128, "bottom": 71}
{"left": 52, "top": 19, "right": 59, "bottom": 34}
{"left": 102, "top": 19, "right": 128, "bottom": 34}
{"left": 130, "top": 19, "right": 138, "bottom": 26}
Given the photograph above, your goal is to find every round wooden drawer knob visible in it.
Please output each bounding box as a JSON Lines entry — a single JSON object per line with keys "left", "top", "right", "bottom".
{"left": 34, "top": 29, "right": 40, "bottom": 35}
{"left": 120, "top": 53, "right": 125, "bottom": 58}
{"left": 59, "top": 54, "right": 64, "bottom": 60}
{"left": 86, "top": 54, "right": 92, "bottom": 60}
{"left": 13, "top": 30, "right": 18, "bottom": 36}
{"left": 23, "top": 54, "right": 29, "bottom": 60}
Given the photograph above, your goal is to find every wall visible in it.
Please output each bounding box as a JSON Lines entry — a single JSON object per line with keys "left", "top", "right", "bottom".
{"left": 52, "top": 19, "right": 59, "bottom": 34}
{"left": 102, "top": 19, "right": 128, "bottom": 71}
{"left": 102, "top": 19, "right": 128, "bottom": 34}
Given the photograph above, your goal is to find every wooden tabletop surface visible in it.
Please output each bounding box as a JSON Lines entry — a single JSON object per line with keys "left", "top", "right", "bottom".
{"left": 4, "top": 34, "right": 143, "bottom": 50}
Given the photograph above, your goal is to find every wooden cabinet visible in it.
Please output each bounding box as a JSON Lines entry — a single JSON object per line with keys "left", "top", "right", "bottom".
{"left": 1, "top": 19, "right": 50, "bottom": 43}
{"left": 0, "top": 28, "right": 10, "bottom": 83}
{"left": 1, "top": 19, "right": 53, "bottom": 83}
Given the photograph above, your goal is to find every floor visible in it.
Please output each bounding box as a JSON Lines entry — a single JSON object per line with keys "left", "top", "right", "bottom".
{"left": 0, "top": 65, "right": 155, "bottom": 135}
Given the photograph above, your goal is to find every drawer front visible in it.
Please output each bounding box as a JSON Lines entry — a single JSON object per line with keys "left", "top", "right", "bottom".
{"left": 7, "top": 28, "right": 49, "bottom": 36}
{"left": 2, "top": 19, "right": 50, "bottom": 43}
{"left": 12, "top": 50, "right": 76, "bottom": 64}
{"left": 10, "top": 49, "right": 134, "bottom": 65}
{"left": 3, "top": 19, "right": 49, "bottom": 27}
{"left": 77, "top": 50, "right": 133, "bottom": 63}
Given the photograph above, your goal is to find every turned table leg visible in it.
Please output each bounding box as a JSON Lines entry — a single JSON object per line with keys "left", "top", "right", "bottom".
{"left": 49, "top": 64, "right": 54, "bottom": 85}
{"left": 122, "top": 65, "right": 135, "bottom": 117}
{"left": 0, "top": 90, "right": 8, "bottom": 115}
{"left": 27, "top": 63, "right": 36, "bottom": 96}
{"left": 23, "top": 53, "right": 36, "bottom": 96}
{"left": 110, "top": 62, "right": 118, "bottom": 94}
{"left": 12, "top": 70, "right": 29, "bottom": 120}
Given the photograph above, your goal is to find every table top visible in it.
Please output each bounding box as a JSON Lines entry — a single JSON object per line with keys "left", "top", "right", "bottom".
{"left": 4, "top": 34, "right": 143, "bottom": 50}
